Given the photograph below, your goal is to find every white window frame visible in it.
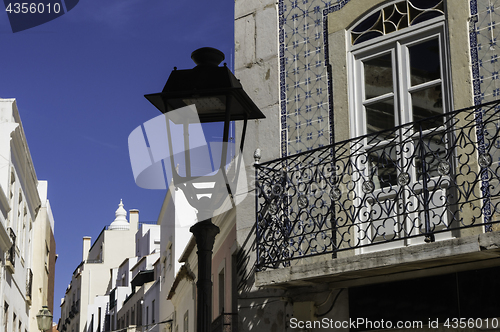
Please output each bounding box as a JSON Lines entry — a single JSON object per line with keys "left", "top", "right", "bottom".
{"left": 348, "top": 12, "right": 453, "bottom": 253}
{"left": 349, "top": 18, "right": 451, "bottom": 137}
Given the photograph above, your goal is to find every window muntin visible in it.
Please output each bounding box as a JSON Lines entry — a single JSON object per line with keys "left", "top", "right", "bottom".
{"left": 355, "top": 29, "right": 448, "bottom": 189}
{"left": 364, "top": 53, "right": 394, "bottom": 100}
{"left": 355, "top": 29, "right": 447, "bottom": 140}
{"left": 351, "top": 0, "right": 445, "bottom": 45}
{"left": 407, "top": 37, "right": 444, "bottom": 130}
{"left": 362, "top": 50, "right": 396, "bottom": 135}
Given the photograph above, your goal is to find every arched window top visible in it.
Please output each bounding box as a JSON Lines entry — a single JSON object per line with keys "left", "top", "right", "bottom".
{"left": 351, "top": 0, "right": 445, "bottom": 45}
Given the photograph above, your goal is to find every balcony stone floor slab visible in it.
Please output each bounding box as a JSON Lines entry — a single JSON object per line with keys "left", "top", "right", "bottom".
{"left": 255, "top": 232, "right": 500, "bottom": 289}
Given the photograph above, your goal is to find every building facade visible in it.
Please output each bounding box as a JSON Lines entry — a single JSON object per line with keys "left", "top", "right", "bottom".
{"left": 157, "top": 186, "right": 195, "bottom": 332}
{"left": 163, "top": 198, "right": 239, "bottom": 332}
{"left": 59, "top": 201, "right": 139, "bottom": 332}
{"left": 28, "top": 180, "right": 57, "bottom": 332}
{"left": 113, "top": 222, "right": 160, "bottom": 332}
{"left": 234, "top": 0, "right": 500, "bottom": 330}
{"left": 0, "top": 98, "right": 56, "bottom": 332}
{"left": 59, "top": 200, "right": 164, "bottom": 332}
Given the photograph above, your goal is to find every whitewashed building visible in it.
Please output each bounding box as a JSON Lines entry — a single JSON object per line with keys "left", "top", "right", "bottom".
{"left": 114, "top": 220, "right": 160, "bottom": 332}
{"left": 157, "top": 186, "right": 194, "bottom": 332}
{"left": 59, "top": 200, "right": 138, "bottom": 332}
{"left": 28, "top": 180, "right": 56, "bottom": 332}
{"left": 59, "top": 200, "right": 164, "bottom": 332}
{"left": 0, "top": 98, "right": 56, "bottom": 332}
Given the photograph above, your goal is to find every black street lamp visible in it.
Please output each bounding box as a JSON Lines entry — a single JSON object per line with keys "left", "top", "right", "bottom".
{"left": 145, "top": 47, "right": 264, "bottom": 332}
{"left": 36, "top": 306, "right": 53, "bottom": 332}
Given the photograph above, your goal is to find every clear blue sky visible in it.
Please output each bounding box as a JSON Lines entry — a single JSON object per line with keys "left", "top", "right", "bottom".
{"left": 0, "top": 0, "right": 234, "bottom": 322}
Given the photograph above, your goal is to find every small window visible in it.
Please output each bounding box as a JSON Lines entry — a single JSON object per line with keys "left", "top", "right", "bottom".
{"left": 218, "top": 269, "right": 225, "bottom": 314}
{"left": 4, "top": 302, "right": 8, "bottom": 332}
{"left": 183, "top": 311, "right": 188, "bottom": 332}
{"left": 152, "top": 300, "right": 155, "bottom": 323}
{"left": 45, "top": 243, "right": 50, "bottom": 272}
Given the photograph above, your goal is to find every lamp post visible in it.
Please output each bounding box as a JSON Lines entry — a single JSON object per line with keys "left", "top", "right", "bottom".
{"left": 36, "top": 306, "right": 53, "bottom": 332}
{"left": 145, "top": 47, "right": 264, "bottom": 332}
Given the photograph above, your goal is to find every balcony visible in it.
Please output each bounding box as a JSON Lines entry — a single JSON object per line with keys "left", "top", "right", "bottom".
{"left": 26, "top": 268, "right": 33, "bottom": 304}
{"left": 109, "top": 288, "right": 116, "bottom": 310}
{"left": 255, "top": 101, "right": 500, "bottom": 276}
{"left": 5, "top": 228, "right": 15, "bottom": 273}
{"left": 211, "top": 313, "right": 237, "bottom": 332}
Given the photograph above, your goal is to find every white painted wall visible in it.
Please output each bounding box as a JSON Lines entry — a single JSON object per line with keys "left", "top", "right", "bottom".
{"left": 0, "top": 98, "right": 47, "bottom": 332}
{"left": 158, "top": 186, "right": 194, "bottom": 325}
{"left": 136, "top": 223, "right": 160, "bottom": 258}
{"left": 59, "top": 203, "right": 138, "bottom": 332}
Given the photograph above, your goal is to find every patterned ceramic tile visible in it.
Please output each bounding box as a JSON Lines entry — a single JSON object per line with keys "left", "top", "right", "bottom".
{"left": 280, "top": 0, "right": 339, "bottom": 157}
{"left": 279, "top": 0, "right": 490, "bottom": 157}
{"left": 472, "top": 0, "right": 500, "bottom": 104}
{"left": 477, "top": 0, "right": 491, "bottom": 14}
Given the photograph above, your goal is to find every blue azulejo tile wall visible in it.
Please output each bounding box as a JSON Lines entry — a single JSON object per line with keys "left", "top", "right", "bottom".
{"left": 279, "top": 0, "right": 493, "bottom": 157}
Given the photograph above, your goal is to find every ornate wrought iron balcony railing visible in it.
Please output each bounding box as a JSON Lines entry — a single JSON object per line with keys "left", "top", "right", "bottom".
{"left": 6, "top": 227, "right": 16, "bottom": 272}
{"left": 255, "top": 100, "right": 500, "bottom": 270}
{"left": 26, "top": 268, "right": 33, "bottom": 303}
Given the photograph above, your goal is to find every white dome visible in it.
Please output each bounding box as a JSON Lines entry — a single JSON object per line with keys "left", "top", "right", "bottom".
{"left": 109, "top": 199, "right": 130, "bottom": 230}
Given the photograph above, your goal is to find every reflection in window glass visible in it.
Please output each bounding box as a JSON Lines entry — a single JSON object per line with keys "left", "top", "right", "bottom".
{"left": 411, "top": 85, "right": 443, "bottom": 130}
{"left": 364, "top": 54, "right": 393, "bottom": 100}
{"left": 369, "top": 198, "right": 400, "bottom": 241}
{"left": 369, "top": 147, "right": 399, "bottom": 188}
{"left": 366, "top": 98, "right": 395, "bottom": 134}
{"left": 416, "top": 135, "right": 447, "bottom": 181}
{"left": 409, "top": 38, "right": 440, "bottom": 86}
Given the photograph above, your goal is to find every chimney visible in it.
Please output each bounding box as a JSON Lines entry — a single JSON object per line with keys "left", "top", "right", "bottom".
{"left": 82, "top": 236, "right": 91, "bottom": 262}
{"left": 129, "top": 209, "right": 139, "bottom": 232}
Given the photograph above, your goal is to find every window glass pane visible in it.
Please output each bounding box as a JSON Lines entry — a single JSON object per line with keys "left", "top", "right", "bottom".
{"left": 365, "top": 98, "right": 395, "bottom": 134}
{"left": 411, "top": 11, "right": 443, "bottom": 25}
{"left": 354, "top": 30, "right": 384, "bottom": 45}
{"left": 409, "top": 38, "right": 440, "bottom": 86}
{"left": 369, "top": 197, "right": 399, "bottom": 241}
{"left": 415, "top": 134, "right": 447, "bottom": 181}
{"left": 411, "top": 84, "right": 443, "bottom": 130}
{"left": 369, "top": 146, "right": 399, "bottom": 188}
{"left": 364, "top": 53, "right": 393, "bottom": 99}
{"left": 352, "top": 11, "right": 381, "bottom": 33}
{"left": 409, "top": 0, "right": 442, "bottom": 10}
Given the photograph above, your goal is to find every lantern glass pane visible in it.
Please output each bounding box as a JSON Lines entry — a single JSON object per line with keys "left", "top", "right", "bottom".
{"left": 182, "top": 96, "right": 226, "bottom": 114}
{"left": 162, "top": 113, "right": 235, "bottom": 185}
{"left": 37, "top": 312, "right": 52, "bottom": 331}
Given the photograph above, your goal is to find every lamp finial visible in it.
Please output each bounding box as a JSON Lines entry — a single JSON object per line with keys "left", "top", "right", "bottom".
{"left": 191, "top": 47, "right": 225, "bottom": 67}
